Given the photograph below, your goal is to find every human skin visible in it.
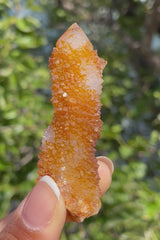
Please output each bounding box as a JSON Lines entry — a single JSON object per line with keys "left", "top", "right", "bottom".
{"left": 0, "top": 156, "right": 113, "bottom": 240}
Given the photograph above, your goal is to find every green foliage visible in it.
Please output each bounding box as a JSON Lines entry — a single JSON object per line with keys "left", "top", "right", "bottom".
{"left": 0, "top": 0, "right": 50, "bottom": 217}
{"left": 0, "top": 0, "right": 160, "bottom": 239}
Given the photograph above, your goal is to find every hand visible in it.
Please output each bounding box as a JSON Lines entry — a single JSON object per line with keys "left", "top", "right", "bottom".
{"left": 0, "top": 156, "right": 114, "bottom": 240}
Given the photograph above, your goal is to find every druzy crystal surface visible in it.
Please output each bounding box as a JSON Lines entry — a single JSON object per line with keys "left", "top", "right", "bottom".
{"left": 38, "top": 23, "right": 106, "bottom": 222}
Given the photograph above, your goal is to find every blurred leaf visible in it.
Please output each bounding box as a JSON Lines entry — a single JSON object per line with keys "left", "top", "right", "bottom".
{"left": 0, "top": 68, "right": 13, "bottom": 77}
{"left": 119, "top": 145, "right": 133, "bottom": 159}
{"left": 15, "top": 35, "right": 46, "bottom": 49}
{"left": 16, "top": 17, "right": 40, "bottom": 33}
{"left": 150, "top": 130, "right": 159, "bottom": 145}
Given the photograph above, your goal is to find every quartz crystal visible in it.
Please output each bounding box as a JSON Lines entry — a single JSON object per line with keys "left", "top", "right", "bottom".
{"left": 38, "top": 23, "right": 107, "bottom": 222}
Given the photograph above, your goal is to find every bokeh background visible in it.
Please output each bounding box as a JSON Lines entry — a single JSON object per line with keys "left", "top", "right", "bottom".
{"left": 0, "top": 0, "right": 160, "bottom": 239}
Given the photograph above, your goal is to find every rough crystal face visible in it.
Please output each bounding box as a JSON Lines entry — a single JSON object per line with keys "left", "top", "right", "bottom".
{"left": 37, "top": 23, "right": 107, "bottom": 222}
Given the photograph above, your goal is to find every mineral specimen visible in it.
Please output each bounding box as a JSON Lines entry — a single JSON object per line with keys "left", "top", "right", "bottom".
{"left": 37, "top": 23, "right": 107, "bottom": 222}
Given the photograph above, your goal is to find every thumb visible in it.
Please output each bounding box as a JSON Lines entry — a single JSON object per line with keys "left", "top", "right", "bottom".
{"left": 0, "top": 176, "right": 66, "bottom": 240}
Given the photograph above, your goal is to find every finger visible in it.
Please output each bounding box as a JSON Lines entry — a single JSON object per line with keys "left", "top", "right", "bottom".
{"left": 0, "top": 215, "right": 10, "bottom": 232}
{"left": 0, "top": 176, "right": 66, "bottom": 240}
{"left": 97, "top": 156, "right": 114, "bottom": 196}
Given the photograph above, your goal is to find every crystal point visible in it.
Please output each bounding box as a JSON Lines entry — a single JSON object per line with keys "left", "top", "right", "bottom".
{"left": 38, "top": 23, "right": 107, "bottom": 222}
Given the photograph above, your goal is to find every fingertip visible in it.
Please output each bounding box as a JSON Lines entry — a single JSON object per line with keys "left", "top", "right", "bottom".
{"left": 97, "top": 157, "right": 114, "bottom": 196}
{"left": 1, "top": 176, "right": 66, "bottom": 240}
{"left": 21, "top": 179, "right": 58, "bottom": 231}
{"left": 97, "top": 156, "right": 114, "bottom": 174}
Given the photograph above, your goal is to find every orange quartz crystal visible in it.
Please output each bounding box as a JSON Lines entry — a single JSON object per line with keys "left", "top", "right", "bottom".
{"left": 37, "top": 23, "right": 107, "bottom": 222}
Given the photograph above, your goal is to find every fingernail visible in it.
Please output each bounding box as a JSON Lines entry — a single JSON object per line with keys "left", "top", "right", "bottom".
{"left": 21, "top": 175, "right": 60, "bottom": 230}
{"left": 97, "top": 156, "right": 114, "bottom": 174}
